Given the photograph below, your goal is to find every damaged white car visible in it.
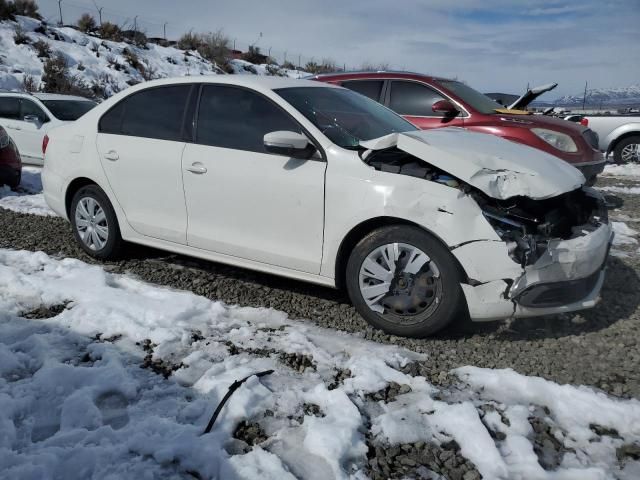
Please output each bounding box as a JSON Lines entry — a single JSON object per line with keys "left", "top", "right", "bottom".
{"left": 42, "top": 77, "right": 613, "bottom": 337}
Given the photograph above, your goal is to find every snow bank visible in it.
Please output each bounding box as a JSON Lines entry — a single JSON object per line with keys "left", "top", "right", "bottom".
{"left": 0, "top": 167, "right": 55, "bottom": 216}
{"left": 1, "top": 249, "right": 639, "bottom": 479}
{"left": 603, "top": 164, "right": 640, "bottom": 178}
{"left": 0, "top": 16, "right": 309, "bottom": 97}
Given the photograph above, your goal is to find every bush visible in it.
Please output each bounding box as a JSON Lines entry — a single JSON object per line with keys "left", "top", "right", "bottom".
{"left": 99, "top": 21, "right": 122, "bottom": 41}
{"left": 22, "top": 73, "right": 37, "bottom": 92}
{"left": 41, "top": 52, "right": 92, "bottom": 97}
{"left": 241, "top": 45, "right": 263, "bottom": 64}
{"left": 197, "top": 30, "right": 230, "bottom": 67}
{"left": 13, "top": 24, "right": 29, "bottom": 45}
{"left": 359, "top": 62, "right": 390, "bottom": 72}
{"left": 13, "top": 0, "right": 40, "bottom": 19}
{"left": 122, "top": 47, "right": 141, "bottom": 70}
{"left": 0, "top": 0, "right": 16, "bottom": 21}
{"left": 281, "top": 60, "right": 296, "bottom": 70}
{"left": 33, "top": 39, "right": 51, "bottom": 58}
{"left": 304, "top": 58, "right": 336, "bottom": 75}
{"left": 177, "top": 31, "right": 201, "bottom": 51}
{"left": 77, "top": 13, "right": 96, "bottom": 33}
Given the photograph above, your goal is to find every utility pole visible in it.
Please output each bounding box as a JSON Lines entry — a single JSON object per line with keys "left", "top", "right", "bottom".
{"left": 284, "top": 50, "right": 287, "bottom": 64}
{"left": 163, "top": 22, "right": 168, "bottom": 40}
{"left": 93, "top": 1, "right": 103, "bottom": 26}
{"left": 298, "top": 54, "right": 301, "bottom": 68}
{"left": 133, "top": 15, "right": 138, "bottom": 35}
{"left": 57, "top": 0, "right": 63, "bottom": 26}
{"left": 582, "top": 81, "right": 588, "bottom": 111}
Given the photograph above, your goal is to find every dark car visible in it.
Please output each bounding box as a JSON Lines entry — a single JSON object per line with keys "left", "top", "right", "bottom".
{"left": 310, "top": 72, "right": 605, "bottom": 183}
{"left": 0, "top": 125, "right": 22, "bottom": 189}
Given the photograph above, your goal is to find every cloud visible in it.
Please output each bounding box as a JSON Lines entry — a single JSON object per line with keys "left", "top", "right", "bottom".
{"left": 35, "top": 0, "right": 640, "bottom": 98}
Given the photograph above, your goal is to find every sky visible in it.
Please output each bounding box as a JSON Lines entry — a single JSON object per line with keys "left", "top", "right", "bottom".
{"left": 34, "top": 0, "right": 639, "bottom": 99}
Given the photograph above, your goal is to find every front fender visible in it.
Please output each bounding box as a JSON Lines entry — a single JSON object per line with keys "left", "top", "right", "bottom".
{"left": 604, "top": 123, "right": 640, "bottom": 152}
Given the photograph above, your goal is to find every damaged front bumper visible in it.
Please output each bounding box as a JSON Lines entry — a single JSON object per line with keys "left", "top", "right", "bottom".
{"left": 456, "top": 221, "right": 613, "bottom": 321}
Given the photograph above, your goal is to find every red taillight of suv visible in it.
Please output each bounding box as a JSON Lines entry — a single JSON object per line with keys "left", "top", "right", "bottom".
{"left": 580, "top": 117, "right": 589, "bottom": 127}
{"left": 42, "top": 134, "right": 49, "bottom": 155}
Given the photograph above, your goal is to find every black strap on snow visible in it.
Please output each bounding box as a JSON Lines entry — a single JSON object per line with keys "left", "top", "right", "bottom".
{"left": 201, "top": 369, "right": 274, "bottom": 435}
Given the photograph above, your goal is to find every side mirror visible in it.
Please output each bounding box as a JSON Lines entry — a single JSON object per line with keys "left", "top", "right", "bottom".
{"left": 432, "top": 99, "right": 459, "bottom": 116}
{"left": 264, "top": 131, "right": 315, "bottom": 159}
{"left": 23, "top": 115, "right": 42, "bottom": 124}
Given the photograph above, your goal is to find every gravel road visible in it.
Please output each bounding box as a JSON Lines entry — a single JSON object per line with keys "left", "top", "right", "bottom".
{"left": 1, "top": 175, "right": 639, "bottom": 401}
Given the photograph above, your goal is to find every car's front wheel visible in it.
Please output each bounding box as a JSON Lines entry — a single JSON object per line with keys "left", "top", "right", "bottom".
{"left": 346, "top": 225, "right": 464, "bottom": 338}
{"left": 70, "top": 185, "right": 124, "bottom": 260}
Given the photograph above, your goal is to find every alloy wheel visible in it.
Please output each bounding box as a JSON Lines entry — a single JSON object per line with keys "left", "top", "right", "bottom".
{"left": 621, "top": 143, "right": 640, "bottom": 163}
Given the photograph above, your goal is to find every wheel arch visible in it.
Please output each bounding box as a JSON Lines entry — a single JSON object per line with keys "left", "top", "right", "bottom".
{"left": 333, "top": 216, "right": 469, "bottom": 290}
{"left": 608, "top": 129, "right": 640, "bottom": 155}
{"left": 65, "top": 177, "right": 101, "bottom": 218}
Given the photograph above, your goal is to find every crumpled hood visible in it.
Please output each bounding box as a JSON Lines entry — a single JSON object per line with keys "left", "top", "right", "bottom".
{"left": 361, "top": 128, "right": 585, "bottom": 200}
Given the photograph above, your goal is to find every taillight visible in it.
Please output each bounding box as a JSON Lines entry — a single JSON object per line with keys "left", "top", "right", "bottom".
{"left": 580, "top": 117, "right": 589, "bottom": 127}
{"left": 42, "top": 134, "right": 49, "bottom": 155}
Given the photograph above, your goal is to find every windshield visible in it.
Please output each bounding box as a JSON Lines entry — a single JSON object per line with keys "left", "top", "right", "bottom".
{"left": 439, "top": 81, "right": 503, "bottom": 115}
{"left": 42, "top": 99, "right": 97, "bottom": 121}
{"left": 275, "top": 87, "right": 417, "bottom": 148}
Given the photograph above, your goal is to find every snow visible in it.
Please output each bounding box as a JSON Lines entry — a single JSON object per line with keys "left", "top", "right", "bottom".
{"left": 0, "top": 16, "right": 309, "bottom": 98}
{"left": 611, "top": 221, "right": 638, "bottom": 246}
{"left": 1, "top": 248, "right": 639, "bottom": 479}
{"left": 598, "top": 186, "right": 640, "bottom": 194}
{"left": 0, "top": 166, "right": 56, "bottom": 216}
{"left": 602, "top": 164, "right": 640, "bottom": 178}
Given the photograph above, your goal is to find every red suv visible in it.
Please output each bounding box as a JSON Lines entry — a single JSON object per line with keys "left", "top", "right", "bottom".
{"left": 310, "top": 72, "right": 605, "bottom": 183}
{"left": 0, "top": 126, "right": 21, "bottom": 189}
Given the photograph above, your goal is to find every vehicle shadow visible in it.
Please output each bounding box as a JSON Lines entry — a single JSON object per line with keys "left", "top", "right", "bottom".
{"left": 132, "top": 248, "right": 640, "bottom": 344}
{"left": 439, "top": 256, "right": 640, "bottom": 341}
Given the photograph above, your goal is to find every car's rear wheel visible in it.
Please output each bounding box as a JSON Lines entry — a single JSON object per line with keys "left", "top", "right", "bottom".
{"left": 345, "top": 225, "right": 464, "bottom": 338}
{"left": 70, "top": 185, "right": 124, "bottom": 259}
{"left": 613, "top": 135, "right": 640, "bottom": 164}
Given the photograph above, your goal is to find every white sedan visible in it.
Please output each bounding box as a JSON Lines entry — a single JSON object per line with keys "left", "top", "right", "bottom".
{"left": 42, "top": 76, "right": 612, "bottom": 337}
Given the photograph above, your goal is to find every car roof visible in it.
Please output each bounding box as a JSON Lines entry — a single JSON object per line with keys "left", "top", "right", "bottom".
{"left": 32, "top": 93, "right": 95, "bottom": 102}
{"left": 305, "top": 71, "right": 455, "bottom": 83}
{"left": 0, "top": 91, "right": 94, "bottom": 102}
{"left": 134, "top": 75, "right": 339, "bottom": 91}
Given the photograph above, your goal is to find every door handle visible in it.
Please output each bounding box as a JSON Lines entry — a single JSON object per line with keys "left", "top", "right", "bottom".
{"left": 185, "top": 163, "right": 207, "bottom": 174}
{"left": 103, "top": 150, "right": 119, "bottom": 161}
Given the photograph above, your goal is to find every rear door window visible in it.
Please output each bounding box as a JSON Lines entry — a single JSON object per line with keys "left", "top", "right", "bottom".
{"left": 0, "top": 97, "right": 20, "bottom": 120}
{"left": 388, "top": 81, "right": 447, "bottom": 117}
{"left": 99, "top": 85, "right": 191, "bottom": 141}
{"left": 341, "top": 80, "right": 384, "bottom": 102}
{"left": 195, "top": 85, "right": 302, "bottom": 153}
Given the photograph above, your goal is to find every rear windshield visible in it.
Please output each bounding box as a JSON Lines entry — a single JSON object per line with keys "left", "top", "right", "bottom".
{"left": 439, "top": 81, "right": 502, "bottom": 115}
{"left": 42, "top": 99, "right": 97, "bottom": 121}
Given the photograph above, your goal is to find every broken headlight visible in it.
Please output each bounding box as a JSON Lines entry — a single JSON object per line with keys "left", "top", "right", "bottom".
{"left": 531, "top": 128, "right": 578, "bottom": 153}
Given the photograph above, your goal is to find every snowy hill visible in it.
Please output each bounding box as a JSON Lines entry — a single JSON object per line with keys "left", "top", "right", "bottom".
{"left": 0, "top": 16, "right": 306, "bottom": 98}
{"left": 552, "top": 84, "right": 640, "bottom": 107}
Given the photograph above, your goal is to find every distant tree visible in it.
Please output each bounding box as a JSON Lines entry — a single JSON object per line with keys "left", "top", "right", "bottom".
{"left": 41, "top": 52, "right": 93, "bottom": 97}
{"left": 13, "top": 0, "right": 40, "bottom": 19}
{"left": 77, "top": 13, "right": 97, "bottom": 33}
{"left": 177, "top": 31, "right": 201, "bottom": 51}
{"left": 0, "top": 0, "right": 17, "bottom": 21}
{"left": 241, "top": 45, "right": 263, "bottom": 64}
{"left": 99, "top": 21, "right": 122, "bottom": 41}
{"left": 197, "top": 30, "right": 230, "bottom": 67}
{"left": 359, "top": 62, "right": 390, "bottom": 72}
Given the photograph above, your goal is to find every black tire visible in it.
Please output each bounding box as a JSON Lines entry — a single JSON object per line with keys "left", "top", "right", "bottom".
{"left": 8, "top": 171, "right": 21, "bottom": 191}
{"left": 70, "top": 184, "right": 124, "bottom": 260}
{"left": 345, "top": 225, "right": 464, "bottom": 338}
{"left": 613, "top": 135, "right": 640, "bottom": 164}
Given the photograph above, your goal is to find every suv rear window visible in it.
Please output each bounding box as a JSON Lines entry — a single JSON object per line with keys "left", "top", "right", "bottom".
{"left": 42, "top": 99, "right": 96, "bottom": 121}
{"left": 341, "top": 80, "right": 384, "bottom": 101}
{"left": 99, "top": 85, "right": 191, "bottom": 141}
